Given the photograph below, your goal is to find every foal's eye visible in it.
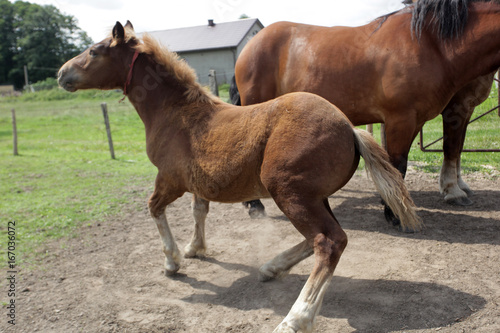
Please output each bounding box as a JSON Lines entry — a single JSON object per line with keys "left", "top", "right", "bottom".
{"left": 89, "top": 49, "right": 97, "bottom": 58}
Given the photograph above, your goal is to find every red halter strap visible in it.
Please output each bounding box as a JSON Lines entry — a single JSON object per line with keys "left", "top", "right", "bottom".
{"left": 121, "top": 50, "right": 140, "bottom": 99}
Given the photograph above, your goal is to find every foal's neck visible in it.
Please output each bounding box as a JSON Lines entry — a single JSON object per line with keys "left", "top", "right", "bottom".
{"left": 126, "top": 54, "right": 216, "bottom": 132}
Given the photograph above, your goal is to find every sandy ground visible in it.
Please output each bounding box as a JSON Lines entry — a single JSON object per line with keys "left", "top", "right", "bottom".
{"left": 2, "top": 167, "right": 499, "bottom": 333}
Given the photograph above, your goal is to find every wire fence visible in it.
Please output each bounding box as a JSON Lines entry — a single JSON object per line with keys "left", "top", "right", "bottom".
{"left": 419, "top": 71, "right": 500, "bottom": 153}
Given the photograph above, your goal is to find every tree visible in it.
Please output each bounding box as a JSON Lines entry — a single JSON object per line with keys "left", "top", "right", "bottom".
{"left": 0, "top": 1, "right": 92, "bottom": 89}
{"left": 0, "top": 0, "right": 15, "bottom": 84}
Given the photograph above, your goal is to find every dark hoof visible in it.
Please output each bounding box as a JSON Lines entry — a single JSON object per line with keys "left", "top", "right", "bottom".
{"left": 384, "top": 205, "right": 400, "bottom": 227}
{"left": 463, "top": 188, "right": 474, "bottom": 197}
{"left": 249, "top": 206, "right": 267, "bottom": 219}
{"left": 398, "top": 225, "right": 419, "bottom": 234}
{"left": 446, "top": 196, "right": 473, "bottom": 206}
{"left": 384, "top": 205, "right": 419, "bottom": 233}
{"left": 244, "top": 200, "right": 267, "bottom": 219}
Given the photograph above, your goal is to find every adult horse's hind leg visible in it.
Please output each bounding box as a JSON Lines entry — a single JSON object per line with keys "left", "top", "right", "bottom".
{"left": 149, "top": 174, "right": 184, "bottom": 276}
{"left": 185, "top": 194, "right": 209, "bottom": 258}
{"left": 381, "top": 116, "right": 417, "bottom": 227}
{"left": 243, "top": 199, "right": 267, "bottom": 218}
{"left": 271, "top": 198, "right": 348, "bottom": 333}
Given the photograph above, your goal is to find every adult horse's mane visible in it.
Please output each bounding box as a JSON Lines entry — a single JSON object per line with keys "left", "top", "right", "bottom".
{"left": 378, "top": 0, "right": 497, "bottom": 40}
{"left": 122, "top": 27, "right": 215, "bottom": 104}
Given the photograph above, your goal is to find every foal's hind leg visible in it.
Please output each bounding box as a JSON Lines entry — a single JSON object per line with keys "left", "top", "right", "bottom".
{"left": 149, "top": 175, "right": 184, "bottom": 276}
{"left": 272, "top": 199, "right": 348, "bottom": 333}
{"left": 259, "top": 240, "right": 313, "bottom": 282}
{"left": 184, "top": 194, "right": 209, "bottom": 258}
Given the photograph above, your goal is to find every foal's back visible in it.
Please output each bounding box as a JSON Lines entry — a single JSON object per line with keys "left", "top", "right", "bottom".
{"left": 187, "top": 92, "right": 358, "bottom": 203}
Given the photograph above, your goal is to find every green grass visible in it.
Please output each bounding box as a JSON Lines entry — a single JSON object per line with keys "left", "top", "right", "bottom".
{"left": 0, "top": 90, "right": 156, "bottom": 268}
{"left": 362, "top": 87, "right": 500, "bottom": 175}
{"left": 0, "top": 84, "right": 499, "bottom": 268}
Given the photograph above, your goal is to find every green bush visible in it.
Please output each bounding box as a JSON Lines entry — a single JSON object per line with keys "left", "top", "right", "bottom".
{"left": 31, "top": 77, "right": 59, "bottom": 91}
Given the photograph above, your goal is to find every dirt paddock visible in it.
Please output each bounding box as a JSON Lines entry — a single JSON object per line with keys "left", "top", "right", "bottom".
{"left": 3, "top": 167, "right": 500, "bottom": 332}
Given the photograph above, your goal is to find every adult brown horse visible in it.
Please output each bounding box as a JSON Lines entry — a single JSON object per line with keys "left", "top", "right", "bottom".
{"left": 233, "top": 0, "right": 500, "bottom": 222}
{"left": 58, "top": 22, "right": 421, "bottom": 333}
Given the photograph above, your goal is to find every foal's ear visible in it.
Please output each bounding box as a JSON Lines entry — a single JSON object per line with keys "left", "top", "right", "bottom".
{"left": 112, "top": 21, "right": 125, "bottom": 44}
{"left": 124, "top": 20, "right": 134, "bottom": 31}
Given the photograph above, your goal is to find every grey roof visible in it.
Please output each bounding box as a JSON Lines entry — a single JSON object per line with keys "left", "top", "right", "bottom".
{"left": 143, "top": 18, "right": 263, "bottom": 53}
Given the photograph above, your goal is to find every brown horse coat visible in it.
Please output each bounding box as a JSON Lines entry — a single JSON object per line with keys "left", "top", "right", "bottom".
{"left": 58, "top": 22, "right": 421, "bottom": 333}
{"left": 234, "top": 0, "right": 500, "bottom": 208}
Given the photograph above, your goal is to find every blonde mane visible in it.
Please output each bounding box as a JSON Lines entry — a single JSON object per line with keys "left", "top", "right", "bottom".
{"left": 129, "top": 30, "right": 216, "bottom": 105}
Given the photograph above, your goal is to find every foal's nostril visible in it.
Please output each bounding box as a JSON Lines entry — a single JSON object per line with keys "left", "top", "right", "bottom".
{"left": 57, "top": 72, "right": 75, "bottom": 91}
{"left": 57, "top": 68, "right": 72, "bottom": 90}
{"left": 57, "top": 69, "right": 66, "bottom": 85}
{"left": 58, "top": 65, "right": 67, "bottom": 77}
{"left": 57, "top": 64, "right": 79, "bottom": 92}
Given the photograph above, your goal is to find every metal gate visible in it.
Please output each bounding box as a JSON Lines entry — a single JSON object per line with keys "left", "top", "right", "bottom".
{"left": 418, "top": 71, "right": 500, "bottom": 153}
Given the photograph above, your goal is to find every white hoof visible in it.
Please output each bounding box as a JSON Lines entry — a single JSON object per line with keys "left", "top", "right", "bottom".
{"left": 164, "top": 262, "right": 180, "bottom": 276}
{"left": 258, "top": 265, "right": 290, "bottom": 282}
{"left": 184, "top": 243, "right": 206, "bottom": 258}
{"left": 164, "top": 252, "right": 181, "bottom": 276}
{"left": 273, "top": 322, "right": 297, "bottom": 333}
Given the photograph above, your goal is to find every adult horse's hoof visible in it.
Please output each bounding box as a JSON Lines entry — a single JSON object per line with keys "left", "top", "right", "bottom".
{"left": 243, "top": 200, "right": 267, "bottom": 219}
{"left": 249, "top": 206, "right": 266, "bottom": 219}
{"left": 445, "top": 195, "right": 473, "bottom": 206}
{"left": 384, "top": 204, "right": 419, "bottom": 233}
{"left": 384, "top": 205, "right": 400, "bottom": 227}
{"left": 398, "top": 224, "right": 419, "bottom": 233}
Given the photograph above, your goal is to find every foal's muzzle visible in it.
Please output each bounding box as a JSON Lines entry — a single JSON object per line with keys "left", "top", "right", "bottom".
{"left": 58, "top": 67, "right": 77, "bottom": 92}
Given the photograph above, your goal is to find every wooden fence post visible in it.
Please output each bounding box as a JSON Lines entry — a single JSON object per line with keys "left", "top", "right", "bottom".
{"left": 380, "top": 123, "right": 387, "bottom": 150}
{"left": 497, "top": 70, "right": 500, "bottom": 117}
{"left": 208, "top": 69, "right": 219, "bottom": 97}
{"left": 366, "top": 124, "right": 373, "bottom": 135}
{"left": 100, "top": 103, "right": 115, "bottom": 159}
{"left": 11, "top": 109, "right": 18, "bottom": 156}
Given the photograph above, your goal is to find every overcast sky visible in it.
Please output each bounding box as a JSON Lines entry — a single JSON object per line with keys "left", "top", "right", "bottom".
{"left": 18, "top": 0, "right": 407, "bottom": 42}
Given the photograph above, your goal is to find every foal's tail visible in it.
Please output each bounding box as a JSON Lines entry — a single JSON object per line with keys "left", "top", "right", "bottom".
{"left": 353, "top": 128, "right": 423, "bottom": 232}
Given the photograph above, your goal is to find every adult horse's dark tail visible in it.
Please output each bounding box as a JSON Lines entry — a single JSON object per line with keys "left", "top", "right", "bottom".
{"left": 229, "top": 75, "right": 241, "bottom": 106}
{"left": 231, "top": 75, "right": 267, "bottom": 218}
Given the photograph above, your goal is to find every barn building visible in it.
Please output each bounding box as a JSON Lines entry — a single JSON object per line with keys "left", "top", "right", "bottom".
{"left": 144, "top": 18, "right": 264, "bottom": 85}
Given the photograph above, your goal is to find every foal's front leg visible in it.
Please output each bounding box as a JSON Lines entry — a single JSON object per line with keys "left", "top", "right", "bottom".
{"left": 149, "top": 175, "right": 184, "bottom": 276}
{"left": 184, "top": 194, "right": 209, "bottom": 258}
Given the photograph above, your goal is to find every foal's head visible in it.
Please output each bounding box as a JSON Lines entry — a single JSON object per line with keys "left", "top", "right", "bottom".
{"left": 58, "top": 21, "right": 137, "bottom": 92}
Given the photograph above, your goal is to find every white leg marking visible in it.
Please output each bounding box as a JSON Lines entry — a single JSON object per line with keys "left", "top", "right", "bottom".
{"left": 184, "top": 195, "right": 209, "bottom": 258}
{"left": 440, "top": 159, "right": 472, "bottom": 205}
{"left": 153, "top": 213, "right": 181, "bottom": 275}
{"left": 457, "top": 159, "right": 473, "bottom": 195}
{"left": 440, "top": 159, "right": 466, "bottom": 198}
{"left": 273, "top": 269, "right": 333, "bottom": 333}
{"left": 259, "top": 240, "right": 313, "bottom": 281}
